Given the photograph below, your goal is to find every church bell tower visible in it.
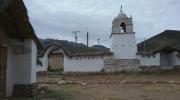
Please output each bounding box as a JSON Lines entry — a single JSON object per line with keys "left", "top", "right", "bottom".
{"left": 110, "top": 6, "right": 137, "bottom": 59}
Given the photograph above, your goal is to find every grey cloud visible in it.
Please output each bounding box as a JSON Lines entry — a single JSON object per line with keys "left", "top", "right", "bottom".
{"left": 24, "top": 0, "right": 180, "bottom": 47}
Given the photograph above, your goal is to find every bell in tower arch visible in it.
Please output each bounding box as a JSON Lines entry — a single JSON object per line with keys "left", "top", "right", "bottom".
{"left": 120, "top": 22, "right": 126, "bottom": 33}
{"left": 112, "top": 6, "right": 134, "bottom": 34}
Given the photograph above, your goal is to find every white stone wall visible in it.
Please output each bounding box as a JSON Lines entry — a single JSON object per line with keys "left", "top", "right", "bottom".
{"left": 104, "top": 59, "right": 140, "bottom": 72}
{"left": 6, "top": 47, "right": 13, "bottom": 96}
{"left": 167, "top": 52, "right": 177, "bottom": 67}
{"left": 30, "top": 40, "right": 37, "bottom": 83}
{"left": 175, "top": 57, "right": 180, "bottom": 65}
{"left": 110, "top": 34, "right": 137, "bottom": 59}
{"left": 138, "top": 52, "right": 180, "bottom": 68}
{"left": 37, "top": 47, "right": 62, "bottom": 72}
{"left": 6, "top": 39, "right": 37, "bottom": 96}
{"left": 175, "top": 52, "right": 180, "bottom": 65}
{"left": 160, "top": 52, "right": 177, "bottom": 68}
{"left": 159, "top": 52, "right": 179, "bottom": 69}
{"left": 160, "top": 52, "right": 169, "bottom": 68}
{"left": 37, "top": 57, "right": 47, "bottom": 72}
{"left": 138, "top": 53, "right": 160, "bottom": 66}
{"left": 64, "top": 56, "right": 108, "bottom": 72}
{"left": 37, "top": 47, "right": 111, "bottom": 72}
{"left": 37, "top": 56, "right": 49, "bottom": 72}
{"left": 38, "top": 54, "right": 110, "bottom": 72}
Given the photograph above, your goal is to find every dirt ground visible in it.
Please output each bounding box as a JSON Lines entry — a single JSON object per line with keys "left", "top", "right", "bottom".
{"left": 47, "top": 83, "right": 180, "bottom": 100}
{"left": 38, "top": 72, "right": 180, "bottom": 100}
{"left": 5, "top": 72, "right": 180, "bottom": 100}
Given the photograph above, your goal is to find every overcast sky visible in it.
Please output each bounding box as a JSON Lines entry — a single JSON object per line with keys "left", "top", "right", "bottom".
{"left": 24, "top": 0, "right": 180, "bottom": 47}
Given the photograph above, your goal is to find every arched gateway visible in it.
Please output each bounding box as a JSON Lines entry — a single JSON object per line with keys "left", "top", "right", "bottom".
{"left": 37, "top": 43, "right": 66, "bottom": 72}
{"left": 37, "top": 42, "right": 113, "bottom": 72}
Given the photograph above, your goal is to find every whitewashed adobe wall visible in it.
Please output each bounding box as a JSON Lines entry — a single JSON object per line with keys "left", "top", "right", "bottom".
{"left": 37, "top": 57, "right": 46, "bottom": 72}
{"left": 137, "top": 53, "right": 160, "bottom": 66}
{"left": 174, "top": 52, "right": 180, "bottom": 65}
{"left": 37, "top": 46, "right": 112, "bottom": 72}
{"left": 160, "top": 52, "right": 177, "bottom": 68}
{"left": 37, "top": 48, "right": 66, "bottom": 72}
{"left": 30, "top": 39, "right": 37, "bottom": 83}
{"left": 110, "top": 34, "right": 137, "bottom": 59}
{"left": 64, "top": 56, "right": 110, "bottom": 72}
{"left": 37, "top": 47, "right": 58, "bottom": 72}
{"left": 6, "top": 47, "right": 13, "bottom": 96}
{"left": 164, "top": 52, "right": 180, "bottom": 67}
{"left": 167, "top": 52, "right": 177, "bottom": 67}
{"left": 160, "top": 52, "right": 169, "bottom": 68}
{"left": 6, "top": 39, "right": 37, "bottom": 96}
{"left": 138, "top": 52, "right": 180, "bottom": 68}
{"left": 175, "top": 57, "right": 180, "bottom": 65}
{"left": 37, "top": 57, "right": 48, "bottom": 72}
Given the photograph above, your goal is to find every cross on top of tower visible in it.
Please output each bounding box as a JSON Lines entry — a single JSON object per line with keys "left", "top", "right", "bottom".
{"left": 120, "top": 5, "right": 123, "bottom": 13}
{"left": 116, "top": 5, "right": 127, "bottom": 19}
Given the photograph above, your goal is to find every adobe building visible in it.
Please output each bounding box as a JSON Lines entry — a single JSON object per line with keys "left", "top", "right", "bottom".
{"left": 137, "top": 30, "right": 180, "bottom": 69}
{"left": 37, "top": 43, "right": 113, "bottom": 72}
{"left": 0, "top": 0, "right": 42, "bottom": 97}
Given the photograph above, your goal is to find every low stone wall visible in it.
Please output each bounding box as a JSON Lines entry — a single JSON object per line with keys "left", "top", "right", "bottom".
{"left": 140, "top": 66, "right": 161, "bottom": 72}
{"left": 173, "top": 65, "right": 180, "bottom": 71}
{"left": 13, "top": 84, "right": 37, "bottom": 97}
{"left": 103, "top": 59, "right": 140, "bottom": 72}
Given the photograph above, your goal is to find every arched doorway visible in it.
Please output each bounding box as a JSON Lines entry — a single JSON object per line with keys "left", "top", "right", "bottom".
{"left": 37, "top": 43, "right": 67, "bottom": 72}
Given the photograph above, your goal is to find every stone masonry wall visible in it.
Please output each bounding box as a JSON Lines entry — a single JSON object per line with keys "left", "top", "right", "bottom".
{"left": 13, "top": 84, "right": 37, "bottom": 97}
{"left": 103, "top": 59, "right": 140, "bottom": 72}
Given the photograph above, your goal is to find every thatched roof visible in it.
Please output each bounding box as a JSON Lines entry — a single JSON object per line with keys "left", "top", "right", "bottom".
{"left": 38, "top": 41, "right": 113, "bottom": 58}
{"left": 0, "top": 0, "right": 12, "bottom": 9}
{"left": 0, "top": 25, "right": 10, "bottom": 46}
{"left": 70, "top": 48, "right": 113, "bottom": 57}
{"left": 0, "top": 0, "right": 42, "bottom": 48}
{"left": 137, "top": 30, "right": 180, "bottom": 54}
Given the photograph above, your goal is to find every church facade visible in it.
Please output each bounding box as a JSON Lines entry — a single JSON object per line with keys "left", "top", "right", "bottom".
{"left": 103, "top": 7, "right": 140, "bottom": 72}
{"left": 111, "top": 7, "right": 137, "bottom": 59}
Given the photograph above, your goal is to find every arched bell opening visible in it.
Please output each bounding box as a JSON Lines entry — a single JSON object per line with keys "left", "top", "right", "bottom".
{"left": 120, "top": 22, "right": 126, "bottom": 32}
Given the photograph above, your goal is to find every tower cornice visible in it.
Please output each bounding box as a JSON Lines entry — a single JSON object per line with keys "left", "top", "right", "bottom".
{"left": 110, "top": 32, "right": 135, "bottom": 38}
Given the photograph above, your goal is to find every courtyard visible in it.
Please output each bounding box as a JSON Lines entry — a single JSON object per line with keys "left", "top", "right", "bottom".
{"left": 5, "top": 71, "right": 180, "bottom": 100}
